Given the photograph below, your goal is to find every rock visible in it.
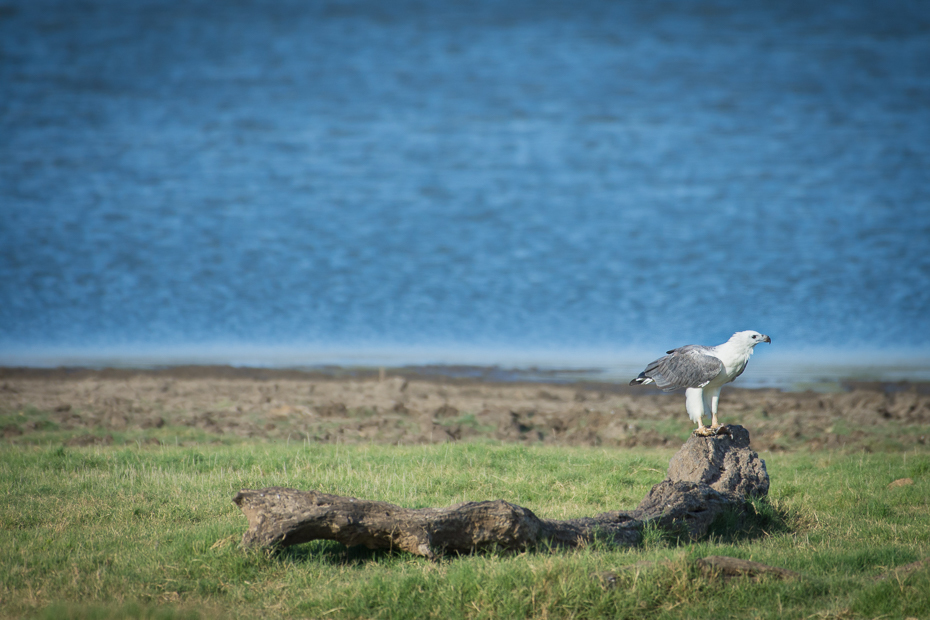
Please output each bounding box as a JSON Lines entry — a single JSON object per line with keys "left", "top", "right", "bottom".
{"left": 631, "top": 425, "right": 769, "bottom": 539}
{"left": 141, "top": 416, "right": 165, "bottom": 429}
{"left": 65, "top": 434, "right": 113, "bottom": 446}
{"left": 666, "top": 425, "right": 769, "bottom": 498}
{"left": 316, "top": 403, "right": 348, "bottom": 418}
{"left": 592, "top": 570, "right": 619, "bottom": 589}
{"left": 875, "top": 557, "right": 930, "bottom": 581}
{"left": 696, "top": 555, "right": 800, "bottom": 580}
{"left": 433, "top": 404, "right": 459, "bottom": 419}
{"left": 102, "top": 412, "right": 129, "bottom": 431}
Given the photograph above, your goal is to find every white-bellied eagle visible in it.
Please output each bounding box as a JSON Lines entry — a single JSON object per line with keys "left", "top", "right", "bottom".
{"left": 630, "top": 331, "right": 771, "bottom": 435}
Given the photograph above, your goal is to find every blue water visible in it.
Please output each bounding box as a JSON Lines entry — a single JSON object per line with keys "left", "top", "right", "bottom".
{"left": 1, "top": 0, "right": 929, "bottom": 383}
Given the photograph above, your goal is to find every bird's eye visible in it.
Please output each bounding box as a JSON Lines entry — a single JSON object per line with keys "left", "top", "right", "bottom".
{"left": 752, "top": 335, "right": 758, "bottom": 339}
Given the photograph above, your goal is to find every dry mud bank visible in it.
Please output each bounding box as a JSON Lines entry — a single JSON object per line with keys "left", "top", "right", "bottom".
{"left": 1, "top": 366, "right": 929, "bottom": 452}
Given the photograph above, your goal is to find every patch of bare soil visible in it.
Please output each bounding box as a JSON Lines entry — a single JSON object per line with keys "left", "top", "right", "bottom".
{"left": 1, "top": 367, "right": 929, "bottom": 451}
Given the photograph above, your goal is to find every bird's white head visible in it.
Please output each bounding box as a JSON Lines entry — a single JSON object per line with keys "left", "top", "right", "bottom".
{"left": 730, "top": 330, "right": 772, "bottom": 350}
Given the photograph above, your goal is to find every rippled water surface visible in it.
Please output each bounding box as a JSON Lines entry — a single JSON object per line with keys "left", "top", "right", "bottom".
{"left": 1, "top": 0, "right": 929, "bottom": 378}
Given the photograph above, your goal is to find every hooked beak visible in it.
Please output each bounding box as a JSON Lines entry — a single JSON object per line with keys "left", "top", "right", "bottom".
{"left": 761, "top": 334, "right": 771, "bottom": 343}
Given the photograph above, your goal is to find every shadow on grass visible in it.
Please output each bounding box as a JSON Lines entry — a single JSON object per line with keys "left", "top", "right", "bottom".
{"left": 638, "top": 497, "right": 795, "bottom": 549}
{"left": 850, "top": 568, "right": 930, "bottom": 618}
{"left": 267, "top": 497, "right": 794, "bottom": 566}
{"left": 275, "top": 539, "right": 546, "bottom": 567}
{"left": 705, "top": 497, "right": 794, "bottom": 543}
{"left": 276, "top": 539, "right": 411, "bottom": 567}
{"left": 36, "top": 602, "right": 204, "bottom": 620}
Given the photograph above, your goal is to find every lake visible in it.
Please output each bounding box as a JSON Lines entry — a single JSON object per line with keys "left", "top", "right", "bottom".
{"left": 1, "top": 0, "right": 929, "bottom": 387}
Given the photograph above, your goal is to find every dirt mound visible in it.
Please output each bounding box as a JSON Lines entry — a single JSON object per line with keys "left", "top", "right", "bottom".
{"left": 1, "top": 367, "right": 929, "bottom": 451}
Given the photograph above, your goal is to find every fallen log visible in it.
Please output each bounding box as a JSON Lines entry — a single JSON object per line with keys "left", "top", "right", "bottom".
{"left": 233, "top": 489, "right": 642, "bottom": 560}
{"left": 233, "top": 425, "right": 769, "bottom": 558}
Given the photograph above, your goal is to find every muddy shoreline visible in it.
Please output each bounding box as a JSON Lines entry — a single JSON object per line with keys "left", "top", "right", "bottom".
{"left": 2, "top": 366, "right": 929, "bottom": 452}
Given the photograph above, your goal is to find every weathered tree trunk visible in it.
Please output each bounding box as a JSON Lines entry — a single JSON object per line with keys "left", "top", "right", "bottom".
{"left": 232, "top": 489, "right": 642, "bottom": 560}
{"left": 233, "top": 425, "right": 769, "bottom": 559}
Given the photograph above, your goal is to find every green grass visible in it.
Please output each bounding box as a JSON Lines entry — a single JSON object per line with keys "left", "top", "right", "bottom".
{"left": 1, "top": 440, "right": 929, "bottom": 619}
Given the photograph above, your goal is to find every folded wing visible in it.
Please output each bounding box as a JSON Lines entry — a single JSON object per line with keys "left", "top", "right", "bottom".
{"left": 636, "top": 345, "right": 725, "bottom": 392}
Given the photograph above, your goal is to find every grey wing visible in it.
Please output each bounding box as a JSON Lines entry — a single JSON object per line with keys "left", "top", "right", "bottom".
{"left": 638, "top": 345, "right": 725, "bottom": 392}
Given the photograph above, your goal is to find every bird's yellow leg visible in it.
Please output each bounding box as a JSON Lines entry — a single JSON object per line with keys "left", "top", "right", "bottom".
{"left": 709, "top": 393, "right": 721, "bottom": 428}
{"left": 694, "top": 420, "right": 715, "bottom": 437}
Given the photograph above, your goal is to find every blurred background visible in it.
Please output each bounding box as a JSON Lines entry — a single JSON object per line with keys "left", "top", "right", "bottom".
{"left": 1, "top": 0, "right": 928, "bottom": 387}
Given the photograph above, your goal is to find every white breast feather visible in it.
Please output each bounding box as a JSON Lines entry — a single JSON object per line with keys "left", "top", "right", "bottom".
{"left": 710, "top": 342, "right": 753, "bottom": 383}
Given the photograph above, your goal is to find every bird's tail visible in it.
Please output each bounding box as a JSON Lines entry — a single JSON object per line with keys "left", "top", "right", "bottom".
{"left": 629, "top": 374, "right": 654, "bottom": 387}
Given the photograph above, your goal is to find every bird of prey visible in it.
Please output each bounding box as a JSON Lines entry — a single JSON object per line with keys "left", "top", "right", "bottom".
{"left": 630, "top": 331, "right": 771, "bottom": 436}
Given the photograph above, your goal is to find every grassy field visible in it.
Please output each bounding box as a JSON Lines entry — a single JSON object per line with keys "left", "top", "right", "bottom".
{"left": 1, "top": 427, "right": 929, "bottom": 619}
